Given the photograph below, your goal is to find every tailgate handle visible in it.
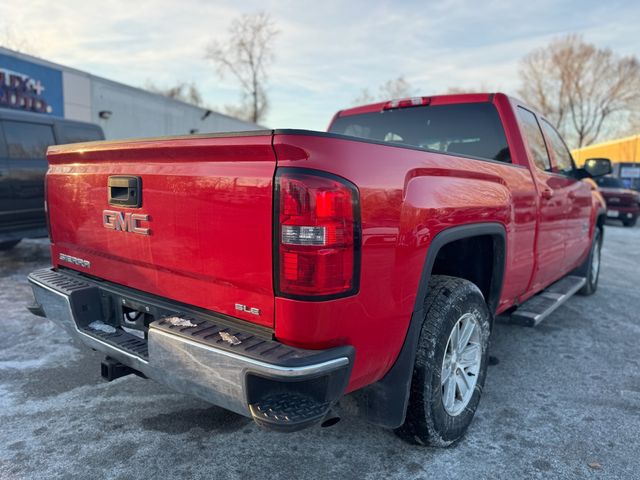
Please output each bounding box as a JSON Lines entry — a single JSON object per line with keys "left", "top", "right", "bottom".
{"left": 108, "top": 176, "right": 142, "bottom": 208}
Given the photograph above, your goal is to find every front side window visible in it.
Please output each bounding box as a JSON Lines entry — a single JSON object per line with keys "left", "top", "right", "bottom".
{"left": 2, "top": 120, "right": 55, "bottom": 159}
{"left": 540, "top": 120, "right": 574, "bottom": 175}
{"left": 329, "top": 102, "right": 511, "bottom": 163}
{"left": 516, "top": 107, "right": 551, "bottom": 172}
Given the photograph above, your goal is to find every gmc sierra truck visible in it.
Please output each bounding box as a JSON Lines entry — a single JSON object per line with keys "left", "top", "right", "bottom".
{"left": 28, "top": 93, "right": 611, "bottom": 446}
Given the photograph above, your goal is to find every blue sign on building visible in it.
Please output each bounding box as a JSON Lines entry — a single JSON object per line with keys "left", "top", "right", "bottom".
{"left": 0, "top": 53, "right": 64, "bottom": 117}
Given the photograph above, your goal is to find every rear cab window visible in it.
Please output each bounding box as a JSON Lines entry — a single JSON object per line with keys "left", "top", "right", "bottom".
{"left": 2, "top": 120, "right": 55, "bottom": 159}
{"left": 59, "top": 124, "right": 103, "bottom": 144}
{"left": 329, "top": 102, "right": 511, "bottom": 164}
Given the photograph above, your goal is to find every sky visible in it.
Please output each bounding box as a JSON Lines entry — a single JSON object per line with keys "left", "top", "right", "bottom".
{"left": 2, "top": 0, "right": 640, "bottom": 131}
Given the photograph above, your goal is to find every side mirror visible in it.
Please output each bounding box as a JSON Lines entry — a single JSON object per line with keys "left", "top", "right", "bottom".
{"left": 584, "top": 157, "right": 612, "bottom": 178}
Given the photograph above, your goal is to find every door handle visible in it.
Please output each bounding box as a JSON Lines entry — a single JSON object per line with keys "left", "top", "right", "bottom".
{"left": 541, "top": 188, "right": 553, "bottom": 200}
{"left": 108, "top": 176, "right": 142, "bottom": 208}
{"left": 568, "top": 191, "right": 577, "bottom": 199}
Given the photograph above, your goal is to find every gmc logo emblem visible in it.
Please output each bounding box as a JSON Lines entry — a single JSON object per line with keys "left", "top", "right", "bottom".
{"left": 103, "top": 210, "right": 150, "bottom": 235}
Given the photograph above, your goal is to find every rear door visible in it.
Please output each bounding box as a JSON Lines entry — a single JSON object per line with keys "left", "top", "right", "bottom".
{"left": 516, "top": 107, "right": 571, "bottom": 292}
{"left": 2, "top": 118, "right": 55, "bottom": 228}
{"left": 0, "top": 121, "right": 11, "bottom": 223}
{"left": 540, "top": 119, "right": 592, "bottom": 268}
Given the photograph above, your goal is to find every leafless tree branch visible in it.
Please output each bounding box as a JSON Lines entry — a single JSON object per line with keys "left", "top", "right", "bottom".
{"left": 518, "top": 35, "right": 640, "bottom": 148}
{"left": 144, "top": 81, "right": 204, "bottom": 107}
{"left": 205, "top": 12, "right": 278, "bottom": 124}
{"left": 0, "top": 25, "right": 37, "bottom": 54}
{"left": 352, "top": 76, "right": 415, "bottom": 105}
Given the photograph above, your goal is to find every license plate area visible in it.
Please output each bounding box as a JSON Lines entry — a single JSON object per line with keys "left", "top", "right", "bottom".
{"left": 607, "top": 210, "right": 619, "bottom": 218}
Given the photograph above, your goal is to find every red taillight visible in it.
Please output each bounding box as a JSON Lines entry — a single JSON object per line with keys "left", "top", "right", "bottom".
{"left": 275, "top": 169, "right": 360, "bottom": 299}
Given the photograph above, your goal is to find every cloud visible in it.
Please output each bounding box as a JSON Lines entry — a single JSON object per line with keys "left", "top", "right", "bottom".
{"left": 2, "top": 0, "right": 639, "bottom": 130}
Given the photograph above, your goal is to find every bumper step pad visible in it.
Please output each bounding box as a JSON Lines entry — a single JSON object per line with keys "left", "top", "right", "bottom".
{"left": 153, "top": 317, "right": 334, "bottom": 368}
{"left": 249, "top": 393, "right": 331, "bottom": 432}
{"left": 82, "top": 325, "right": 149, "bottom": 359}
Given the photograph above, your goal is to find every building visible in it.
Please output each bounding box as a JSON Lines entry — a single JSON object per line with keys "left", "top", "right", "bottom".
{"left": 0, "top": 47, "right": 261, "bottom": 139}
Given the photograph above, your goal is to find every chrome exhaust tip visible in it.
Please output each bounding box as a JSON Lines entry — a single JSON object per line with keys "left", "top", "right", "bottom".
{"left": 320, "top": 409, "right": 341, "bottom": 428}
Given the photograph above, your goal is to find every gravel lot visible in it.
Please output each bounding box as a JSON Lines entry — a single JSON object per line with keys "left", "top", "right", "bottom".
{"left": 1, "top": 224, "right": 639, "bottom": 480}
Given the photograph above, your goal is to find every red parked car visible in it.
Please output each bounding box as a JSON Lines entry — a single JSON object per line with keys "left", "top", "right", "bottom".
{"left": 28, "top": 93, "right": 611, "bottom": 446}
{"left": 595, "top": 175, "right": 640, "bottom": 227}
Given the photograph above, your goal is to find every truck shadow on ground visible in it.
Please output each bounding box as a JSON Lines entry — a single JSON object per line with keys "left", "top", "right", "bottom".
{"left": 140, "top": 406, "right": 252, "bottom": 435}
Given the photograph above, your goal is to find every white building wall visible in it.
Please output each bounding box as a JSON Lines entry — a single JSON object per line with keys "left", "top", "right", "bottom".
{"left": 62, "top": 71, "right": 92, "bottom": 122}
{"left": 90, "top": 78, "right": 261, "bottom": 139}
{"left": 0, "top": 47, "right": 262, "bottom": 140}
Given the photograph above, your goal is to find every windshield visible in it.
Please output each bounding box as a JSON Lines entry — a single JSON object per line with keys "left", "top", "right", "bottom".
{"left": 329, "top": 102, "right": 511, "bottom": 164}
{"left": 595, "top": 176, "right": 624, "bottom": 188}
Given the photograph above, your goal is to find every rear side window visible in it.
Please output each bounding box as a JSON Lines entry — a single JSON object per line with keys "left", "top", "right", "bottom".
{"left": 516, "top": 107, "right": 551, "bottom": 172}
{"left": 60, "top": 124, "right": 103, "bottom": 144}
{"left": 329, "top": 103, "right": 511, "bottom": 163}
{"left": 595, "top": 176, "right": 624, "bottom": 188}
{"left": 2, "top": 120, "right": 55, "bottom": 159}
{"left": 540, "top": 120, "right": 574, "bottom": 175}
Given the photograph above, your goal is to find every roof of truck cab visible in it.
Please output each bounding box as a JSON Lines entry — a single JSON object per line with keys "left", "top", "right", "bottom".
{"left": 335, "top": 93, "right": 499, "bottom": 118}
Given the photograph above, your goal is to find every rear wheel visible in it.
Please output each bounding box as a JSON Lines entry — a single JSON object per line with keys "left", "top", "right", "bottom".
{"left": 395, "top": 275, "right": 491, "bottom": 447}
{"left": 578, "top": 228, "right": 602, "bottom": 296}
{"left": 0, "top": 240, "right": 20, "bottom": 251}
{"left": 623, "top": 217, "right": 637, "bottom": 227}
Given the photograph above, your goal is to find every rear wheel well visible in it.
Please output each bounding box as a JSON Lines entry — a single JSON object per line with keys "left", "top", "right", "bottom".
{"left": 350, "top": 224, "right": 505, "bottom": 429}
{"left": 430, "top": 234, "right": 503, "bottom": 314}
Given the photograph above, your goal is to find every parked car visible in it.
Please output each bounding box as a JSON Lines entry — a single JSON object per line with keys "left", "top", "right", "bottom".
{"left": 0, "top": 108, "right": 104, "bottom": 250}
{"left": 28, "top": 93, "right": 610, "bottom": 446}
{"left": 613, "top": 162, "right": 640, "bottom": 192}
{"left": 595, "top": 174, "right": 640, "bottom": 227}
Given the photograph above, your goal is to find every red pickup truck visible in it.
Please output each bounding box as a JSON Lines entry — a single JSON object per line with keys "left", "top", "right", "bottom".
{"left": 28, "top": 93, "right": 611, "bottom": 446}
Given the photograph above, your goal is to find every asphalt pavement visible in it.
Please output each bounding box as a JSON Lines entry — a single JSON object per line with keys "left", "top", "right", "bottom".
{"left": 1, "top": 223, "right": 639, "bottom": 480}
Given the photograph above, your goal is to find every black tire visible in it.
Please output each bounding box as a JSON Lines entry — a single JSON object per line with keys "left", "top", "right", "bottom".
{"left": 622, "top": 217, "right": 637, "bottom": 227}
{"left": 395, "top": 275, "right": 491, "bottom": 447}
{"left": 0, "top": 239, "right": 21, "bottom": 251}
{"left": 577, "top": 228, "right": 602, "bottom": 296}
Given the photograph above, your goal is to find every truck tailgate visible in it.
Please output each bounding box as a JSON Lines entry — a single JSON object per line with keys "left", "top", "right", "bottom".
{"left": 46, "top": 132, "right": 276, "bottom": 328}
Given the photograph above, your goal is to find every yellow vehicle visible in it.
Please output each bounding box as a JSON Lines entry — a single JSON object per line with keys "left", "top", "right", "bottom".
{"left": 573, "top": 134, "right": 640, "bottom": 191}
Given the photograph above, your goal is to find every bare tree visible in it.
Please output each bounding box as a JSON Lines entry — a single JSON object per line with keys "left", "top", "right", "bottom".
{"left": 206, "top": 12, "right": 278, "bottom": 124}
{"left": 144, "top": 81, "right": 203, "bottom": 107}
{"left": 353, "top": 76, "right": 414, "bottom": 105}
{"left": 0, "top": 25, "right": 36, "bottom": 54}
{"left": 623, "top": 112, "right": 640, "bottom": 137}
{"left": 519, "top": 35, "right": 640, "bottom": 147}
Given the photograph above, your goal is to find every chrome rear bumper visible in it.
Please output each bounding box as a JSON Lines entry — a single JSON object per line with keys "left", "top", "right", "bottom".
{"left": 29, "top": 268, "right": 353, "bottom": 431}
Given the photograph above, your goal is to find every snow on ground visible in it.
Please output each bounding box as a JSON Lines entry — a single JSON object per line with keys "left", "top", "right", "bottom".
{"left": 0, "top": 226, "right": 639, "bottom": 479}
